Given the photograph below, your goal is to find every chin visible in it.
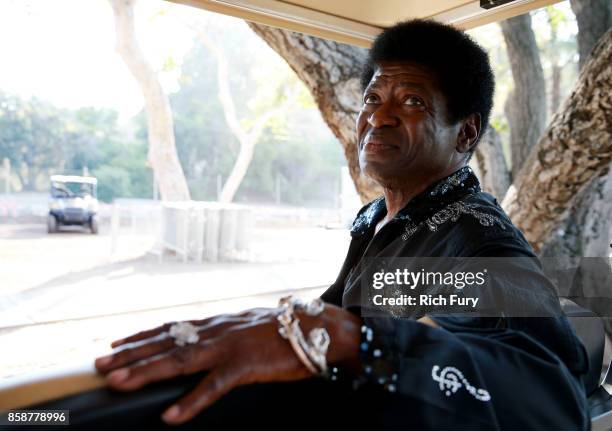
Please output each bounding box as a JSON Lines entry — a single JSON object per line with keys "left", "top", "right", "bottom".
{"left": 361, "top": 161, "right": 397, "bottom": 187}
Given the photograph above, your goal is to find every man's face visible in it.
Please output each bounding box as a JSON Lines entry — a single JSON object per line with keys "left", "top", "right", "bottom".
{"left": 357, "top": 61, "right": 468, "bottom": 188}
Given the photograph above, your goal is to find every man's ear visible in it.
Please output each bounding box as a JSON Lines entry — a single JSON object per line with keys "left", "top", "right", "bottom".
{"left": 456, "top": 113, "right": 481, "bottom": 153}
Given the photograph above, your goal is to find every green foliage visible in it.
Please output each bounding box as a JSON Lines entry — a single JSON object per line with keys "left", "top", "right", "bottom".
{"left": 94, "top": 165, "right": 131, "bottom": 202}
{"left": 0, "top": 93, "right": 69, "bottom": 189}
{"left": 92, "top": 138, "right": 153, "bottom": 202}
{"left": 0, "top": 91, "right": 152, "bottom": 200}
{"left": 238, "top": 110, "right": 343, "bottom": 205}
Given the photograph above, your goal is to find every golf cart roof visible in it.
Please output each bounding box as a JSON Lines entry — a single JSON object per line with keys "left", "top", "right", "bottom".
{"left": 50, "top": 175, "right": 98, "bottom": 185}
{"left": 168, "top": 0, "right": 562, "bottom": 47}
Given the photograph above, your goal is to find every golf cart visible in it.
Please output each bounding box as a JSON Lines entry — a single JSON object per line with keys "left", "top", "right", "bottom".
{"left": 48, "top": 175, "right": 99, "bottom": 234}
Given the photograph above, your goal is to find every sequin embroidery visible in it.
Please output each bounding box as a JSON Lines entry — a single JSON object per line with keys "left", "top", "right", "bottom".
{"left": 401, "top": 200, "right": 506, "bottom": 241}
{"left": 350, "top": 166, "right": 483, "bottom": 237}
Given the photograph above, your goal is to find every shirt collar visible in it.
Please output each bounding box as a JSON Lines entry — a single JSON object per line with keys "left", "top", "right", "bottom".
{"left": 350, "top": 166, "right": 481, "bottom": 237}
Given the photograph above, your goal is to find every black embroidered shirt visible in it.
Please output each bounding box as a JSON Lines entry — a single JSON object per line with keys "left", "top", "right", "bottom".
{"left": 320, "top": 166, "right": 590, "bottom": 430}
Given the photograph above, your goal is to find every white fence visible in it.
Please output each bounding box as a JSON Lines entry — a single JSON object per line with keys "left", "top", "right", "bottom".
{"left": 105, "top": 200, "right": 254, "bottom": 263}
{"left": 154, "top": 202, "right": 253, "bottom": 263}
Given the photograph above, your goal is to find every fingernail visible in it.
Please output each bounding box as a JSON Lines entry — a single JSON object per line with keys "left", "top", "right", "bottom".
{"left": 111, "top": 339, "right": 124, "bottom": 348}
{"left": 108, "top": 368, "right": 129, "bottom": 383}
{"left": 95, "top": 355, "right": 112, "bottom": 367}
{"left": 162, "top": 405, "right": 180, "bottom": 421}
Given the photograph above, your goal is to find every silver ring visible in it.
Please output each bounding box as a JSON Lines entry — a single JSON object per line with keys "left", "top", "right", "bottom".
{"left": 168, "top": 322, "right": 199, "bottom": 347}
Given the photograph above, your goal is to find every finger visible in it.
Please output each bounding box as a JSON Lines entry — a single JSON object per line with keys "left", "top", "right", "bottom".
{"left": 109, "top": 314, "right": 246, "bottom": 355}
{"left": 105, "top": 341, "right": 219, "bottom": 391}
{"left": 110, "top": 322, "right": 177, "bottom": 348}
{"left": 95, "top": 334, "right": 175, "bottom": 372}
{"left": 161, "top": 367, "right": 243, "bottom": 425}
{"left": 110, "top": 317, "right": 210, "bottom": 348}
{"left": 111, "top": 309, "right": 271, "bottom": 348}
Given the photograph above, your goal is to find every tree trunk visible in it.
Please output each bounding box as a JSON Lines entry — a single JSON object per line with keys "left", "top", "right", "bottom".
{"left": 247, "top": 23, "right": 382, "bottom": 203}
{"left": 542, "top": 0, "right": 612, "bottom": 259}
{"left": 218, "top": 104, "right": 287, "bottom": 203}
{"left": 473, "top": 126, "right": 511, "bottom": 199}
{"left": 220, "top": 139, "right": 255, "bottom": 203}
{"left": 109, "top": 0, "right": 190, "bottom": 201}
{"left": 546, "top": 7, "right": 564, "bottom": 118}
{"left": 570, "top": 0, "right": 612, "bottom": 69}
{"left": 500, "top": 14, "right": 547, "bottom": 178}
{"left": 550, "top": 64, "right": 562, "bottom": 115}
{"left": 502, "top": 29, "right": 612, "bottom": 253}
{"left": 545, "top": 1, "right": 612, "bottom": 348}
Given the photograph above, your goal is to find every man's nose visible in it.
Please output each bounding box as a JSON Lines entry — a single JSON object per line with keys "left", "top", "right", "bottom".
{"left": 367, "top": 102, "right": 399, "bottom": 128}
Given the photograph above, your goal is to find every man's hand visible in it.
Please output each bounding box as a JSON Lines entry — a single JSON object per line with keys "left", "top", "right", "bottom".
{"left": 94, "top": 304, "right": 361, "bottom": 425}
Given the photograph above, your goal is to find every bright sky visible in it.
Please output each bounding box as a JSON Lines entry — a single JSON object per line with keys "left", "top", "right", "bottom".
{"left": 0, "top": 0, "right": 203, "bottom": 121}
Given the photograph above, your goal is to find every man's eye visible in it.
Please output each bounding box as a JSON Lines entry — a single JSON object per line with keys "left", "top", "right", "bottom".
{"left": 403, "top": 96, "right": 424, "bottom": 106}
{"left": 364, "top": 94, "right": 379, "bottom": 104}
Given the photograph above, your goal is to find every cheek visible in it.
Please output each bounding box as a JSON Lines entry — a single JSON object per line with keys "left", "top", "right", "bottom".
{"left": 356, "top": 109, "right": 369, "bottom": 138}
{"left": 402, "top": 115, "right": 431, "bottom": 146}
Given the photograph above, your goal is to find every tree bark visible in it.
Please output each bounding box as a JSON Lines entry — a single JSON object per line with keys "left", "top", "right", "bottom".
{"left": 500, "top": 14, "right": 548, "bottom": 178}
{"left": 109, "top": 0, "right": 190, "bottom": 201}
{"left": 543, "top": 2, "right": 612, "bottom": 350}
{"left": 247, "top": 23, "right": 382, "bottom": 203}
{"left": 473, "top": 126, "right": 511, "bottom": 199}
{"left": 542, "top": 0, "right": 612, "bottom": 259}
{"left": 502, "top": 29, "right": 612, "bottom": 253}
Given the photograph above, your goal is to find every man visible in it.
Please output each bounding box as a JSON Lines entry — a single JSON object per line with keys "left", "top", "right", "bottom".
{"left": 95, "top": 20, "right": 590, "bottom": 430}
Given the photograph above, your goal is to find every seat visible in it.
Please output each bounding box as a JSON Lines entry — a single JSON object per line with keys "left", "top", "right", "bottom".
{"left": 561, "top": 299, "right": 612, "bottom": 430}
{"left": 562, "top": 299, "right": 605, "bottom": 396}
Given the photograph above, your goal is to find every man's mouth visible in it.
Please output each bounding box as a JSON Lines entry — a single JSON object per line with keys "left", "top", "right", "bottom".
{"left": 362, "top": 135, "right": 399, "bottom": 152}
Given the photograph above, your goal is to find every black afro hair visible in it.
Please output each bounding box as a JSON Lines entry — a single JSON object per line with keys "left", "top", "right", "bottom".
{"left": 360, "top": 19, "right": 495, "bottom": 147}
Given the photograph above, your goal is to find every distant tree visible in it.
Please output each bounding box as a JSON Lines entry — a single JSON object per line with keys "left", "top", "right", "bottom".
{"left": 570, "top": 0, "right": 612, "bottom": 69}
{"left": 193, "top": 27, "right": 296, "bottom": 203}
{"left": 0, "top": 94, "right": 68, "bottom": 190}
{"left": 95, "top": 165, "right": 132, "bottom": 202}
{"left": 472, "top": 126, "right": 511, "bottom": 198}
{"left": 170, "top": 16, "right": 343, "bottom": 205}
{"left": 500, "top": 13, "right": 547, "bottom": 178}
{"left": 0, "top": 90, "right": 151, "bottom": 199}
{"left": 108, "top": 0, "right": 190, "bottom": 201}
{"left": 63, "top": 107, "right": 122, "bottom": 174}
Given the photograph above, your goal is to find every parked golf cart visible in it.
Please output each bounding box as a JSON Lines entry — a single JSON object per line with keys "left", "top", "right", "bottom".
{"left": 48, "top": 175, "right": 99, "bottom": 234}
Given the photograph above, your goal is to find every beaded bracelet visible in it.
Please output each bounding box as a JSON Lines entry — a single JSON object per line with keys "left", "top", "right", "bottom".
{"left": 328, "top": 324, "right": 399, "bottom": 393}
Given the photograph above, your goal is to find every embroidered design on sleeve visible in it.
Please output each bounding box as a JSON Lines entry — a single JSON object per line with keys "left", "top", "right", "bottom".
{"left": 432, "top": 365, "right": 491, "bottom": 402}
{"left": 401, "top": 200, "right": 506, "bottom": 241}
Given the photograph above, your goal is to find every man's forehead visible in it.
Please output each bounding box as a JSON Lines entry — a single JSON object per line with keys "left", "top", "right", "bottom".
{"left": 369, "top": 61, "right": 436, "bottom": 86}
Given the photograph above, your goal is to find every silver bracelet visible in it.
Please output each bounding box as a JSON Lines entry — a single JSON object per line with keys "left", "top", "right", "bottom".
{"left": 276, "top": 296, "right": 330, "bottom": 376}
